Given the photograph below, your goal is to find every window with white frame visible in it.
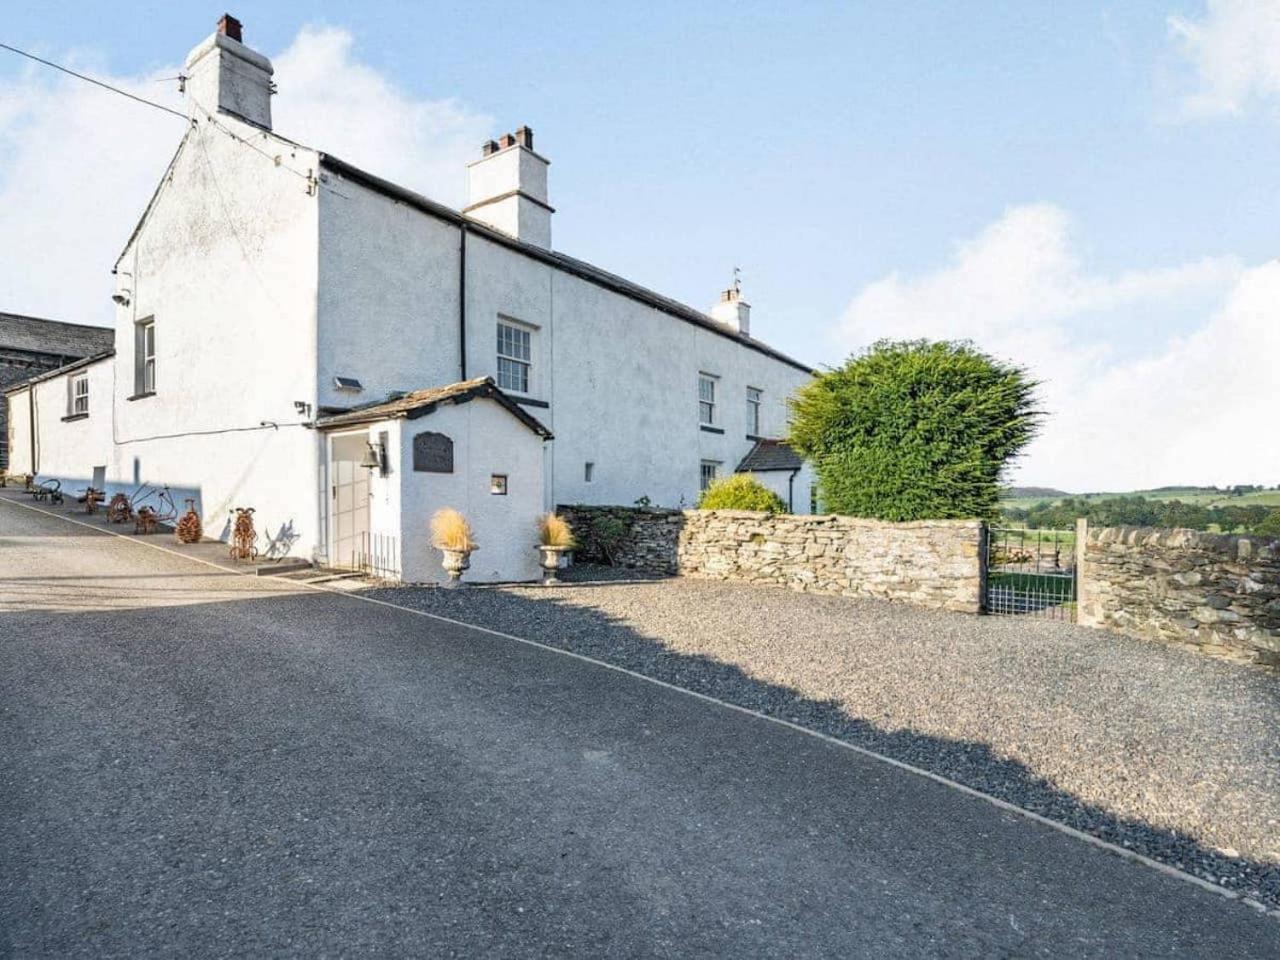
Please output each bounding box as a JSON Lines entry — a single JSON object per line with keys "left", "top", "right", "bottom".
{"left": 698, "top": 373, "right": 717, "bottom": 425}
{"left": 68, "top": 372, "right": 89, "bottom": 417}
{"left": 700, "top": 460, "right": 720, "bottom": 491}
{"left": 135, "top": 317, "right": 155, "bottom": 395}
{"left": 496, "top": 320, "right": 532, "bottom": 393}
{"left": 746, "top": 386, "right": 762, "bottom": 436}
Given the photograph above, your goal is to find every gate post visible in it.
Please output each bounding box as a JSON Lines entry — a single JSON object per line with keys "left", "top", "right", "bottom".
{"left": 977, "top": 521, "right": 989, "bottom": 614}
{"left": 1075, "top": 517, "right": 1090, "bottom": 626}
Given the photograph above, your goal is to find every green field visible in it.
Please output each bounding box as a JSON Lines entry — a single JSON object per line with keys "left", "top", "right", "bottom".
{"left": 1000, "top": 487, "right": 1280, "bottom": 511}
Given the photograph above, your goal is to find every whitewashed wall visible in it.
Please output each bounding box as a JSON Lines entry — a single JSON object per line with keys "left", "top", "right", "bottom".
{"left": 393, "top": 400, "right": 546, "bottom": 584}
{"left": 747, "top": 462, "right": 817, "bottom": 515}
{"left": 316, "top": 176, "right": 814, "bottom": 515}
{"left": 316, "top": 171, "right": 462, "bottom": 411}
{"left": 5, "top": 359, "right": 113, "bottom": 486}
{"left": 110, "top": 115, "right": 323, "bottom": 556}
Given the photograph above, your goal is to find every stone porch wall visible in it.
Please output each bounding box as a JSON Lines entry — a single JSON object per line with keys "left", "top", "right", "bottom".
{"left": 1079, "top": 526, "right": 1280, "bottom": 666}
{"left": 559, "top": 505, "right": 983, "bottom": 614}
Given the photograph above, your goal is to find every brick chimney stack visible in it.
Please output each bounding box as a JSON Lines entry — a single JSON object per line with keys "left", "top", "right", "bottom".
{"left": 217, "top": 13, "right": 242, "bottom": 42}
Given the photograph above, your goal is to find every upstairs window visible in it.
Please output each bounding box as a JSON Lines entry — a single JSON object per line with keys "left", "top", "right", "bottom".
{"left": 746, "top": 386, "right": 762, "bottom": 436}
{"left": 497, "top": 320, "right": 531, "bottom": 394}
{"left": 698, "top": 373, "right": 717, "bottom": 425}
{"left": 68, "top": 373, "right": 89, "bottom": 416}
{"left": 135, "top": 317, "right": 156, "bottom": 395}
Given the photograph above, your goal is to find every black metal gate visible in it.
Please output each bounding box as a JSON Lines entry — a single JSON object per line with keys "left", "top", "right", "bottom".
{"left": 984, "top": 526, "right": 1077, "bottom": 621}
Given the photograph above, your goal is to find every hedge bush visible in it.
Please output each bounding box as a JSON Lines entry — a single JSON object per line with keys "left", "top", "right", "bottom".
{"left": 698, "top": 474, "right": 787, "bottom": 513}
{"left": 789, "top": 339, "right": 1040, "bottom": 521}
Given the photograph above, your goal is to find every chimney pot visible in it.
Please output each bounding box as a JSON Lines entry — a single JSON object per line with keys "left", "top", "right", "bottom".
{"left": 499, "top": 132, "right": 516, "bottom": 149}
{"left": 217, "top": 13, "right": 243, "bottom": 42}
{"left": 481, "top": 139, "right": 499, "bottom": 157}
{"left": 515, "top": 125, "right": 533, "bottom": 149}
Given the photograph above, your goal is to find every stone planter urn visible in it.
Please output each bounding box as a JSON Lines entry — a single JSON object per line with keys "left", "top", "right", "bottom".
{"left": 440, "top": 548, "right": 472, "bottom": 588}
{"left": 537, "top": 545, "right": 572, "bottom": 584}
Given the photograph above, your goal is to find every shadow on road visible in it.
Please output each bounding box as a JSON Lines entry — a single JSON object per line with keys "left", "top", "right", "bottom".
{"left": 362, "top": 579, "right": 1280, "bottom": 911}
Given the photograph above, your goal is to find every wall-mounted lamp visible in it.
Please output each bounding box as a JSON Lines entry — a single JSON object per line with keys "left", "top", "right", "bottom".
{"left": 111, "top": 291, "right": 131, "bottom": 307}
{"left": 293, "top": 400, "right": 312, "bottom": 419}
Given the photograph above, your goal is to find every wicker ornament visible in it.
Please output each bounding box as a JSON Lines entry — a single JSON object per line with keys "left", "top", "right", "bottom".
{"left": 175, "top": 499, "right": 203, "bottom": 544}
{"left": 107, "top": 493, "right": 133, "bottom": 524}
{"left": 230, "top": 507, "right": 258, "bottom": 562}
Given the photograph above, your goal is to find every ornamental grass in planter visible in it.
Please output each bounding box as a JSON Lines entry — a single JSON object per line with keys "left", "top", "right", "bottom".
{"left": 431, "top": 508, "right": 477, "bottom": 588}
{"left": 536, "top": 513, "right": 576, "bottom": 583}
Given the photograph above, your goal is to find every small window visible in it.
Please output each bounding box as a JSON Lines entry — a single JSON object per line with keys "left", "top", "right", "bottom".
{"left": 497, "top": 320, "right": 532, "bottom": 394}
{"left": 490, "top": 474, "right": 508, "bottom": 495}
{"left": 746, "top": 386, "right": 762, "bottom": 436}
{"left": 584, "top": 461, "right": 594, "bottom": 483}
{"left": 700, "top": 460, "right": 720, "bottom": 491}
{"left": 698, "top": 373, "right": 717, "bottom": 425}
{"left": 135, "top": 317, "right": 155, "bottom": 395}
{"left": 69, "top": 373, "right": 89, "bottom": 416}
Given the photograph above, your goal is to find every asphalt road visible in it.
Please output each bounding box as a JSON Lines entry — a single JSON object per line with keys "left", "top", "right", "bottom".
{"left": 1, "top": 496, "right": 1276, "bottom": 958}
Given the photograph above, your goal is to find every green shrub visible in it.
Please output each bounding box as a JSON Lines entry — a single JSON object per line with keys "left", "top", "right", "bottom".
{"left": 1256, "top": 509, "right": 1280, "bottom": 538}
{"left": 789, "top": 339, "right": 1041, "bottom": 521}
{"left": 698, "top": 474, "right": 787, "bottom": 513}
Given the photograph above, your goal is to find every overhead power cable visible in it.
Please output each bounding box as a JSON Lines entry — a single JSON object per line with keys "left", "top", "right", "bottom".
{"left": 0, "top": 40, "right": 189, "bottom": 121}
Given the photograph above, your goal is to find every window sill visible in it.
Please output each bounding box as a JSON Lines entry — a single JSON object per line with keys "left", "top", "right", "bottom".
{"left": 699, "top": 424, "right": 725, "bottom": 434}
{"left": 746, "top": 434, "right": 765, "bottom": 442}
{"left": 511, "top": 396, "right": 550, "bottom": 409}
{"left": 127, "top": 391, "right": 155, "bottom": 401}
{"left": 61, "top": 413, "right": 89, "bottom": 423}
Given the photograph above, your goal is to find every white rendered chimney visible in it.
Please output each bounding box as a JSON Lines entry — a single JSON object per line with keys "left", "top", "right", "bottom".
{"left": 183, "top": 14, "right": 274, "bottom": 130}
{"left": 464, "top": 127, "right": 553, "bottom": 249}
{"left": 710, "top": 285, "right": 751, "bottom": 337}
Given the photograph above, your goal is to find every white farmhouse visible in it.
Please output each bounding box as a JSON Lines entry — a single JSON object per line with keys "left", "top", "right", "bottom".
{"left": 4, "top": 14, "right": 814, "bottom": 583}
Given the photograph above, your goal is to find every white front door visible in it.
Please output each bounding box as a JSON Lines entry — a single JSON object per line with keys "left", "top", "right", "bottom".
{"left": 330, "top": 435, "right": 370, "bottom": 569}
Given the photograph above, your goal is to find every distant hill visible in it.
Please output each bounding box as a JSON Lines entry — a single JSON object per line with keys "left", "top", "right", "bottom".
{"left": 1002, "top": 486, "right": 1072, "bottom": 500}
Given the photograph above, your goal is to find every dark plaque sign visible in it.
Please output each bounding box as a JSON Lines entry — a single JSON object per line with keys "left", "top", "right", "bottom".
{"left": 412, "top": 431, "right": 454, "bottom": 473}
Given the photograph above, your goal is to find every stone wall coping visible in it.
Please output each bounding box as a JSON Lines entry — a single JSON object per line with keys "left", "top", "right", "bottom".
{"left": 1089, "top": 525, "right": 1278, "bottom": 559}
{"left": 561, "top": 504, "right": 983, "bottom": 530}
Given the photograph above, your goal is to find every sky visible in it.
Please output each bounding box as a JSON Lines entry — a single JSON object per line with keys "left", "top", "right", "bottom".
{"left": 1, "top": 0, "right": 1277, "bottom": 492}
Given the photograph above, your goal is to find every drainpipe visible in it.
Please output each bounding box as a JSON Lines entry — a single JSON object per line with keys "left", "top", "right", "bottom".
{"left": 787, "top": 468, "right": 798, "bottom": 513}
{"left": 27, "top": 385, "right": 36, "bottom": 475}
{"left": 458, "top": 222, "right": 468, "bottom": 380}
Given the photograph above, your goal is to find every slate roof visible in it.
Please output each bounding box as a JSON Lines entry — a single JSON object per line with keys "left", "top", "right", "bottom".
{"left": 314, "top": 376, "right": 553, "bottom": 438}
{"left": 736, "top": 438, "right": 803, "bottom": 473}
{"left": 2, "top": 350, "right": 116, "bottom": 395}
{"left": 0, "top": 313, "right": 114, "bottom": 359}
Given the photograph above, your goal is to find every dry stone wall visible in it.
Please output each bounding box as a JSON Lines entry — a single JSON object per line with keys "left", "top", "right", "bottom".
{"left": 559, "top": 505, "right": 983, "bottom": 614}
{"left": 1079, "top": 526, "right": 1280, "bottom": 666}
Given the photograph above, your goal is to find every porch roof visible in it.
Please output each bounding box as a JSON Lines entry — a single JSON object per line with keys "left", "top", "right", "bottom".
{"left": 735, "top": 438, "right": 803, "bottom": 473}
{"left": 313, "top": 376, "right": 553, "bottom": 439}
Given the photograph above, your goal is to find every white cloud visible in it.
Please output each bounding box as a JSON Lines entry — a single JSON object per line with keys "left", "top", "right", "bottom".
{"left": 1168, "top": 0, "right": 1280, "bottom": 116}
{"left": 0, "top": 26, "right": 490, "bottom": 327}
{"left": 831, "top": 204, "right": 1277, "bottom": 491}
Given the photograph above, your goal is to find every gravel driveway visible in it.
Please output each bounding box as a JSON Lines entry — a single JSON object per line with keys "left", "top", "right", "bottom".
{"left": 368, "top": 569, "right": 1280, "bottom": 909}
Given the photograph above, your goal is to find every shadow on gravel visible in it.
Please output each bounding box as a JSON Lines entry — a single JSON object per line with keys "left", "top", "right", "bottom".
{"left": 363, "top": 580, "right": 1280, "bottom": 910}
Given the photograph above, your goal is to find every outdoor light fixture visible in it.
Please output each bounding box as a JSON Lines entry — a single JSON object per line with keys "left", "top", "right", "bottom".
{"left": 111, "top": 291, "right": 131, "bottom": 307}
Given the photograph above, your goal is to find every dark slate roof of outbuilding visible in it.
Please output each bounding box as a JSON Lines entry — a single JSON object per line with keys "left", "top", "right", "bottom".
{"left": 0, "top": 312, "right": 114, "bottom": 358}
{"left": 314, "top": 376, "right": 553, "bottom": 438}
{"left": 736, "top": 438, "right": 803, "bottom": 473}
{"left": 2, "top": 350, "right": 115, "bottom": 395}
